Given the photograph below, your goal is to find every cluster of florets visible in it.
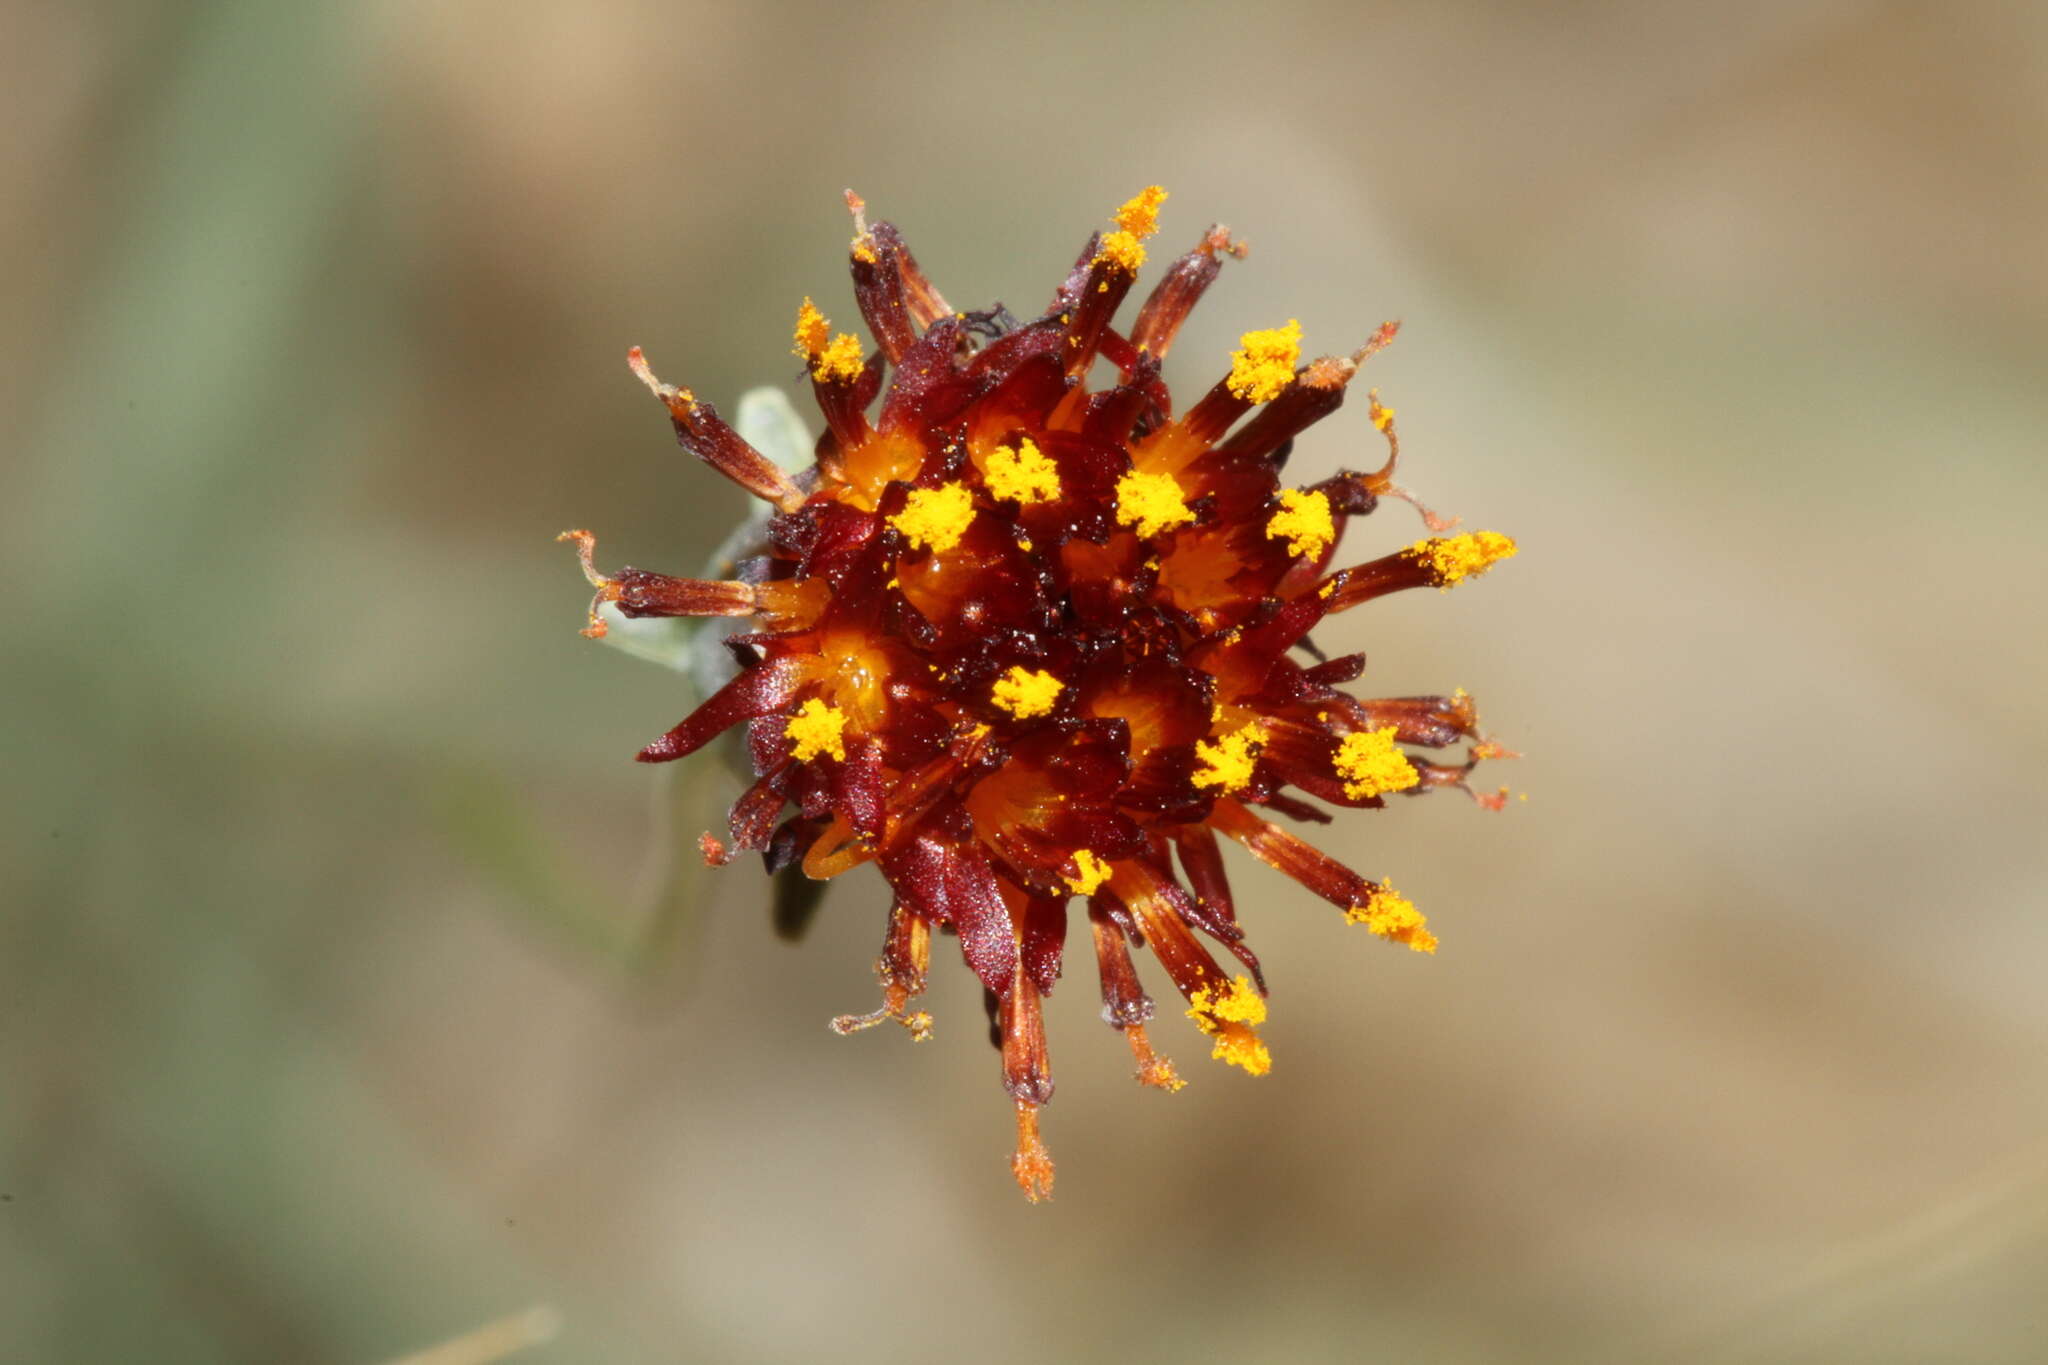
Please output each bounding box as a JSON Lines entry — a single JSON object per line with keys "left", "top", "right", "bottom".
{"left": 561, "top": 187, "right": 1517, "bottom": 1201}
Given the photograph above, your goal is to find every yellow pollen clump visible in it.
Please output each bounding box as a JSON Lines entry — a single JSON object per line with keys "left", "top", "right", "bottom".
{"left": 1194, "top": 975, "right": 1267, "bottom": 1025}
{"left": 1226, "top": 319, "right": 1303, "bottom": 404}
{"left": 1191, "top": 722, "right": 1271, "bottom": 794}
{"left": 1334, "top": 726, "right": 1420, "bottom": 800}
{"left": 1344, "top": 882, "right": 1438, "bottom": 953}
{"left": 784, "top": 698, "right": 848, "bottom": 763}
{"left": 1115, "top": 184, "right": 1168, "bottom": 237}
{"left": 1114, "top": 470, "right": 1195, "bottom": 539}
{"left": 1265, "top": 488, "right": 1335, "bottom": 559}
{"left": 890, "top": 482, "right": 977, "bottom": 553}
{"left": 1094, "top": 230, "right": 1145, "bottom": 274}
{"left": 1209, "top": 1029, "right": 1273, "bottom": 1075}
{"left": 991, "top": 665, "right": 1064, "bottom": 719}
{"left": 813, "top": 332, "right": 866, "bottom": 384}
{"left": 851, "top": 235, "right": 879, "bottom": 264}
{"left": 1410, "top": 531, "right": 1518, "bottom": 587}
{"left": 1091, "top": 185, "right": 1167, "bottom": 274}
{"left": 1065, "top": 849, "right": 1113, "bottom": 896}
{"left": 984, "top": 437, "right": 1061, "bottom": 504}
{"left": 1187, "top": 976, "right": 1272, "bottom": 1076}
{"left": 791, "top": 297, "right": 829, "bottom": 359}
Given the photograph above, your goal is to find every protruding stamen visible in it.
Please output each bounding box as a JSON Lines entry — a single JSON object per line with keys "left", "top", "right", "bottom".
{"left": 1123, "top": 1022, "right": 1186, "bottom": 1092}
{"left": 1354, "top": 691, "right": 1482, "bottom": 749}
{"left": 813, "top": 334, "right": 865, "bottom": 384}
{"left": 792, "top": 299, "right": 868, "bottom": 385}
{"left": 1062, "top": 187, "right": 1167, "bottom": 376}
{"left": 1088, "top": 904, "right": 1154, "bottom": 1028}
{"left": 1215, "top": 354, "right": 1356, "bottom": 462}
{"left": 555, "top": 528, "right": 616, "bottom": 637}
{"left": 1352, "top": 319, "right": 1401, "bottom": 367}
{"left": 1092, "top": 184, "right": 1169, "bottom": 273}
{"left": 1114, "top": 185, "right": 1169, "bottom": 238}
{"left": 1186, "top": 975, "right": 1272, "bottom": 1076}
{"left": 1001, "top": 975, "right": 1054, "bottom": 1107}
{"left": 1010, "top": 1100, "right": 1055, "bottom": 1203}
{"left": 625, "top": 347, "right": 805, "bottom": 513}
{"left": 1403, "top": 747, "right": 1522, "bottom": 813}
{"left": 1408, "top": 531, "right": 1518, "bottom": 588}
{"left": 843, "top": 193, "right": 951, "bottom": 343}
{"left": 1344, "top": 881, "right": 1437, "bottom": 953}
{"left": 1209, "top": 797, "right": 1408, "bottom": 927}
{"left": 844, "top": 189, "right": 877, "bottom": 263}
{"left": 561, "top": 532, "right": 614, "bottom": 642}
{"left": 556, "top": 529, "right": 759, "bottom": 638}
{"left": 792, "top": 297, "right": 830, "bottom": 360}
{"left": 832, "top": 904, "right": 934, "bottom": 1039}
{"left": 1356, "top": 385, "right": 1460, "bottom": 532}
{"left": 829, "top": 986, "right": 934, "bottom": 1042}
{"left": 1316, "top": 529, "right": 1516, "bottom": 614}
{"left": 1128, "top": 224, "right": 1245, "bottom": 363}
{"left": 1226, "top": 320, "right": 1304, "bottom": 404}
{"left": 557, "top": 528, "right": 607, "bottom": 590}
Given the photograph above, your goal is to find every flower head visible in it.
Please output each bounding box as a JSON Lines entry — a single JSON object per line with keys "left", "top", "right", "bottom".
{"left": 561, "top": 188, "right": 1518, "bottom": 1201}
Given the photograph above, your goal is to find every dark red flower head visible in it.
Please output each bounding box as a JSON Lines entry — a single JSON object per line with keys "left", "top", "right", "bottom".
{"left": 562, "top": 187, "right": 1518, "bottom": 1200}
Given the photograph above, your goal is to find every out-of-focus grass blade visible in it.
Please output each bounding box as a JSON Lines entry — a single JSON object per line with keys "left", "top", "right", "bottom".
{"left": 435, "top": 759, "right": 735, "bottom": 993}
{"left": 376, "top": 1305, "right": 561, "bottom": 1365}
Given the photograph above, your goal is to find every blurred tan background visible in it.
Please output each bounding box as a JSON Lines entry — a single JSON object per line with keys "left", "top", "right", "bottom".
{"left": 6, "top": 2, "right": 2048, "bottom": 1361}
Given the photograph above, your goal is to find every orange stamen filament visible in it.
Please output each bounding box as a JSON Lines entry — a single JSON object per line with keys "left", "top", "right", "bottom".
{"left": 1011, "top": 1101, "right": 1055, "bottom": 1203}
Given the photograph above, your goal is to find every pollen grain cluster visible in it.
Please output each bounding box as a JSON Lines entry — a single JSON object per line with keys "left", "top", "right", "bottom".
{"left": 562, "top": 186, "right": 1518, "bottom": 1202}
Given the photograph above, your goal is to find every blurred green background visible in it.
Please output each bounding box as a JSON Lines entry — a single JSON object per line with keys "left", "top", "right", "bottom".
{"left": 7, "top": 2, "right": 2048, "bottom": 1361}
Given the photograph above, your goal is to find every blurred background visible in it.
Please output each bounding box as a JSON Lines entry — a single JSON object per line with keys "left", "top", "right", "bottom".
{"left": 6, "top": 2, "right": 2047, "bottom": 1361}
